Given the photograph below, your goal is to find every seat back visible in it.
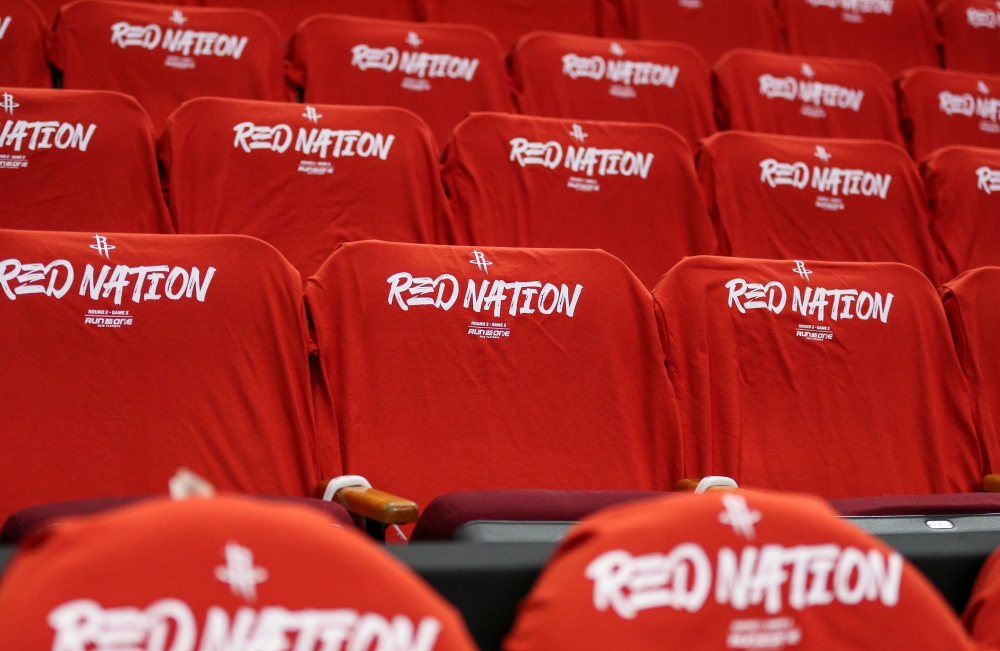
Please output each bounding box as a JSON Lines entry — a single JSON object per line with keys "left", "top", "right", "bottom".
{"left": 922, "top": 146, "right": 1000, "bottom": 276}
{"left": 306, "top": 241, "right": 681, "bottom": 518}
{"left": 201, "top": 0, "right": 425, "bottom": 39}
{"left": 509, "top": 32, "right": 715, "bottom": 149}
{"left": 287, "top": 15, "right": 513, "bottom": 150}
{"left": 0, "top": 229, "right": 330, "bottom": 523}
{"left": 48, "top": 0, "right": 287, "bottom": 132}
{"left": 422, "top": 0, "right": 628, "bottom": 51}
{"left": 653, "top": 256, "right": 983, "bottom": 497}
{"left": 698, "top": 131, "right": 945, "bottom": 283}
{"left": 938, "top": 0, "right": 1000, "bottom": 76}
{"left": 441, "top": 112, "right": 716, "bottom": 289}
{"left": 628, "top": 0, "right": 784, "bottom": 67}
{"left": 0, "top": 497, "right": 477, "bottom": 651}
{"left": 713, "top": 49, "right": 904, "bottom": 144}
{"left": 942, "top": 267, "right": 1000, "bottom": 474}
{"left": 160, "top": 97, "right": 453, "bottom": 281}
{"left": 899, "top": 68, "right": 1000, "bottom": 160}
{"left": 1, "top": 88, "right": 172, "bottom": 234}
{"left": 964, "top": 545, "right": 1000, "bottom": 648}
{"left": 504, "top": 491, "right": 977, "bottom": 651}
{"left": 778, "top": 0, "right": 940, "bottom": 77}
{"left": 0, "top": 0, "right": 49, "bottom": 87}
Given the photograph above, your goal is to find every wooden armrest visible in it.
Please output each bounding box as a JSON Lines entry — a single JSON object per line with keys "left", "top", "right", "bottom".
{"left": 984, "top": 475, "right": 1000, "bottom": 492}
{"left": 676, "top": 478, "right": 701, "bottom": 492}
{"left": 676, "top": 477, "right": 740, "bottom": 493}
{"left": 314, "top": 481, "right": 419, "bottom": 525}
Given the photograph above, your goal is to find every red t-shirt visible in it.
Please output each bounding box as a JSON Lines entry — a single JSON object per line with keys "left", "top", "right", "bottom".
{"left": 938, "top": 0, "right": 1000, "bottom": 76}
{"left": 963, "top": 544, "right": 1000, "bottom": 649}
{"left": 0, "top": 0, "right": 49, "bottom": 87}
{"left": 441, "top": 112, "right": 717, "bottom": 288}
{"left": 48, "top": 0, "right": 288, "bottom": 132}
{"left": 510, "top": 32, "right": 716, "bottom": 150}
{"left": 287, "top": 15, "right": 514, "bottom": 150}
{"left": 713, "top": 49, "right": 904, "bottom": 145}
{"left": 505, "top": 491, "right": 977, "bottom": 651}
{"left": 201, "top": 0, "right": 424, "bottom": 40}
{"left": 697, "top": 131, "right": 945, "bottom": 284}
{"left": 0, "top": 87, "right": 172, "bottom": 233}
{"left": 653, "top": 256, "right": 984, "bottom": 496}
{"left": 899, "top": 68, "right": 1000, "bottom": 161}
{"left": 0, "top": 229, "right": 332, "bottom": 523}
{"left": 0, "top": 496, "right": 478, "bottom": 651}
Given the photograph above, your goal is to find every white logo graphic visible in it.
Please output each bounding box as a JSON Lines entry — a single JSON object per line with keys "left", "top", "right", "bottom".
{"left": 89, "top": 235, "right": 115, "bottom": 259}
{"left": 727, "top": 277, "right": 894, "bottom": 325}
{"left": 981, "top": 81, "right": 992, "bottom": 95}
{"left": 814, "top": 145, "right": 832, "bottom": 163}
{"left": 388, "top": 272, "right": 584, "bottom": 319}
{"left": 938, "top": 88, "right": 1000, "bottom": 128}
{"left": 805, "top": 0, "right": 894, "bottom": 15}
{"left": 302, "top": 106, "right": 322, "bottom": 124}
{"left": 978, "top": 166, "right": 1000, "bottom": 194}
{"left": 214, "top": 543, "right": 268, "bottom": 602}
{"left": 718, "top": 494, "right": 762, "bottom": 540}
{"left": 109, "top": 22, "right": 249, "bottom": 60}
{"left": 758, "top": 74, "right": 865, "bottom": 115}
{"left": 233, "top": 122, "right": 395, "bottom": 161}
{"left": 170, "top": 9, "right": 187, "bottom": 25}
{"left": 510, "top": 138, "right": 655, "bottom": 179}
{"left": 351, "top": 44, "right": 480, "bottom": 82}
{"left": 562, "top": 53, "right": 679, "bottom": 88}
{"left": 793, "top": 260, "right": 813, "bottom": 282}
{"left": 1, "top": 92, "right": 17, "bottom": 116}
{"left": 569, "top": 123, "right": 588, "bottom": 142}
{"left": 801, "top": 62, "right": 815, "bottom": 78}
{"left": 405, "top": 31, "right": 422, "bottom": 48}
{"left": 470, "top": 250, "right": 493, "bottom": 274}
{"left": 0, "top": 119, "right": 98, "bottom": 155}
{"left": 0, "top": 17, "right": 11, "bottom": 40}
{"left": 967, "top": 6, "right": 999, "bottom": 28}
{"left": 609, "top": 41, "right": 625, "bottom": 56}
{"left": 759, "top": 157, "right": 892, "bottom": 200}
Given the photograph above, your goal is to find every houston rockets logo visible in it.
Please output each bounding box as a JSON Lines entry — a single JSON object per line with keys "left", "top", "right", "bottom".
{"left": 302, "top": 106, "right": 322, "bottom": 124}
{"left": 170, "top": 10, "right": 187, "bottom": 25}
{"left": 405, "top": 31, "right": 423, "bottom": 48}
{"left": 1, "top": 92, "right": 17, "bottom": 115}
{"left": 89, "top": 234, "right": 115, "bottom": 259}
{"left": 469, "top": 250, "right": 493, "bottom": 274}
{"left": 0, "top": 15, "right": 10, "bottom": 40}
{"left": 570, "top": 124, "right": 588, "bottom": 143}
{"left": 718, "top": 494, "right": 762, "bottom": 540}
{"left": 214, "top": 543, "right": 268, "bottom": 602}
{"left": 793, "top": 260, "right": 813, "bottom": 282}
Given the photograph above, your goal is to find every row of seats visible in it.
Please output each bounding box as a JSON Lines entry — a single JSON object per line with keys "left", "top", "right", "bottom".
{"left": 7, "top": 492, "right": 1000, "bottom": 650}
{"left": 10, "top": 0, "right": 999, "bottom": 76}
{"left": 2, "top": 89, "right": 997, "bottom": 285}
{"left": 2, "top": 227, "right": 1000, "bottom": 540}
{"left": 5, "top": 1, "right": 998, "bottom": 152}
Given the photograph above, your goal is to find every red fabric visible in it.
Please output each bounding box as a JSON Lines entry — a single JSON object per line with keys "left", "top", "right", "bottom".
{"left": 0, "top": 497, "right": 477, "bottom": 650}
{"left": 899, "top": 68, "right": 1000, "bottom": 161}
{"left": 32, "top": 0, "right": 187, "bottom": 23}
{"left": 160, "top": 97, "right": 454, "bottom": 282}
{"left": 306, "top": 241, "right": 682, "bottom": 531}
{"left": 942, "top": 268, "right": 1000, "bottom": 475}
{"left": 831, "top": 493, "right": 1000, "bottom": 515}
{"left": 422, "top": 0, "right": 629, "bottom": 52}
{"left": 713, "top": 49, "right": 904, "bottom": 145}
{"left": 778, "top": 0, "right": 941, "bottom": 78}
{"left": 200, "top": 0, "right": 424, "bottom": 39}
{"left": 505, "top": 491, "right": 977, "bottom": 651}
{"left": 509, "top": 32, "right": 716, "bottom": 149}
{"left": 938, "top": 0, "right": 1000, "bottom": 75}
{"left": 652, "top": 256, "right": 984, "bottom": 498}
{"left": 0, "top": 0, "right": 49, "bottom": 87}
{"left": 0, "top": 229, "right": 334, "bottom": 525}
{"left": 697, "top": 131, "right": 945, "bottom": 284}
{"left": 0, "top": 88, "right": 172, "bottom": 233}
{"left": 963, "top": 545, "right": 1000, "bottom": 647}
{"left": 48, "top": 0, "right": 287, "bottom": 133}
{"left": 922, "top": 146, "right": 1000, "bottom": 277}
{"left": 411, "top": 490, "right": 666, "bottom": 541}
{"left": 287, "top": 15, "right": 514, "bottom": 150}
{"left": 441, "top": 113, "right": 716, "bottom": 289}
{"left": 627, "top": 0, "right": 784, "bottom": 68}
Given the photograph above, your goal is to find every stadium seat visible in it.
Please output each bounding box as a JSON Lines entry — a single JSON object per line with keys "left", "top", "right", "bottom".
{"left": 697, "top": 131, "right": 945, "bottom": 283}
{"left": 0, "top": 229, "right": 336, "bottom": 524}
{"left": 653, "top": 256, "right": 986, "bottom": 497}
{"left": 441, "top": 113, "right": 717, "bottom": 289}
{"left": 421, "top": 0, "right": 628, "bottom": 52}
{"left": 287, "top": 15, "right": 514, "bottom": 150}
{"left": 942, "top": 267, "right": 1000, "bottom": 475}
{"left": 899, "top": 68, "right": 1000, "bottom": 161}
{"left": 160, "top": 97, "right": 454, "bottom": 282}
{"left": 0, "top": 88, "right": 172, "bottom": 233}
{"left": 626, "top": 0, "right": 784, "bottom": 68}
{"left": 778, "top": 0, "right": 940, "bottom": 78}
{"left": 964, "top": 544, "right": 1000, "bottom": 646}
{"left": 306, "top": 241, "right": 683, "bottom": 536}
{"left": 48, "top": 1, "right": 288, "bottom": 132}
{"left": 713, "top": 49, "right": 905, "bottom": 144}
{"left": 509, "top": 32, "right": 715, "bottom": 149}
{"left": 505, "top": 491, "right": 978, "bottom": 651}
{"left": 922, "top": 146, "right": 1000, "bottom": 277}
{"left": 201, "top": 0, "right": 425, "bottom": 40}
{"left": 0, "top": 0, "right": 49, "bottom": 88}
{"left": 32, "top": 0, "right": 186, "bottom": 22}
{"left": 939, "top": 0, "right": 1000, "bottom": 75}
{"left": 0, "top": 497, "right": 478, "bottom": 651}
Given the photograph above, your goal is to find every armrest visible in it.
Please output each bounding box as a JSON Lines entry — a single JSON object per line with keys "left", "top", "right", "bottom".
{"left": 983, "top": 475, "right": 1000, "bottom": 492}
{"left": 314, "top": 479, "right": 419, "bottom": 525}
{"left": 676, "top": 478, "right": 701, "bottom": 492}
{"left": 675, "top": 476, "right": 740, "bottom": 493}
